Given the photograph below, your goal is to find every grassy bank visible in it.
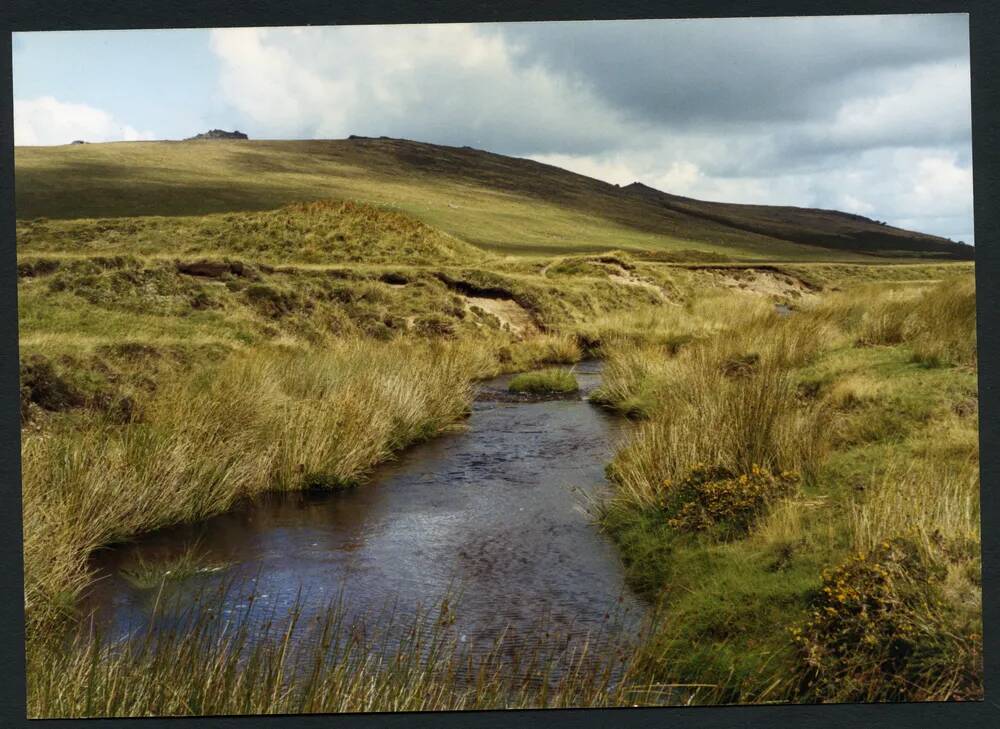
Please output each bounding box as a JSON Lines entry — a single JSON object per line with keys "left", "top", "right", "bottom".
{"left": 596, "top": 276, "right": 982, "bottom": 703}
{"left": 22, "top": 339, "right": 492, "bottom": 632}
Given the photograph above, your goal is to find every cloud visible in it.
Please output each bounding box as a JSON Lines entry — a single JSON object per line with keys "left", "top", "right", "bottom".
{"left": 210, "top": 25, "right": 627, "bottom": 155}
{"left": 499, "top": 15, "right": 969, "bottom": 130}
{"left": 14, "top": 96, "right": 155, "bottom": 145}
{"left": 207, "top": 16, "right": 973, "bottom": 243}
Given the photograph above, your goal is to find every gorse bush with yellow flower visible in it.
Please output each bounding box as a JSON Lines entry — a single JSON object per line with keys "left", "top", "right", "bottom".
{"left": 662, "top": 464, "right": 799, "bottom": 537}
{"left": 791, "top": 538, "right": 982, "bottom": 702}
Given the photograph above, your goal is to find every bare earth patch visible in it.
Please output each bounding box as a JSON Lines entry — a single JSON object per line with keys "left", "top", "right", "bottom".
{"left": 605, "top": 264, "right": 668, "bottom": 300}
{"left": 714, "top": 269, "right": 817, "bottom": 300}
{"left": 464, "top": 296, "right": 538, "bottom": 336}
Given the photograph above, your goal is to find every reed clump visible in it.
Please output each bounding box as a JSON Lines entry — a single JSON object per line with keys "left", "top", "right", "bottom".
{"left": 607, "top": 351, "right": 826, "bottom": 510}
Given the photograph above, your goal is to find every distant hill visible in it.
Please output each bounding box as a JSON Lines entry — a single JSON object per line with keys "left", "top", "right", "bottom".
{"left": 13, "top": 136, "right": 973, "bottom": 261}
{"left": 620, "top": 182, "right": 970, "bottom": 258}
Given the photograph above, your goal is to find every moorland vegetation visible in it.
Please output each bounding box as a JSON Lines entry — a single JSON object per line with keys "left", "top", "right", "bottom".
{"left": 16, "top": 139, "right": 980, "bottom": 715}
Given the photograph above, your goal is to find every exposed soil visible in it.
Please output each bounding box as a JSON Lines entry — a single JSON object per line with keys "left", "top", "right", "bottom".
{"left": 604, "top": 264, "right": 668, "bottom": 300}
{"left": 464, "top": 296, "right": 538, "bottom": 336}
{"left": 710, "top": 268, "right": 818, "bottom": 300}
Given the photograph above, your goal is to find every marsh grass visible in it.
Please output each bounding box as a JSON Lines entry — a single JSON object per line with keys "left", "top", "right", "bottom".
{"left": 851, "top": 459, "right": 980, "bottom": 562}
{"left": 496, "top": 333, "right": 582, "bottom": 371}
{"left": 18, "top": 226, "right": 980, "bottom": 713}
{"left": 607, "top": 351, "right": 827, "bottom": 510}
{"left": 28, "top": 586, "right": 686, "bottom": 718}
{"left": 808, "top": 276, "right": 976, "bottom": 367}
{"left": 595, "top": 272, "right": 981, "bottom": 703}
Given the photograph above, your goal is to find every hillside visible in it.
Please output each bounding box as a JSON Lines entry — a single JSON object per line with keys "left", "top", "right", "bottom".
{"left": 14, "top": 137, "right": 973, "bottom": 261}
{"left": 621, "top": 182, "right": 970, "bottom": 257}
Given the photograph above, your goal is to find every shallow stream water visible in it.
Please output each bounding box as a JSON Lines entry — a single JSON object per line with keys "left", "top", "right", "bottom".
{"left": 82, "top": 361, "right": 646, "bottom": 664}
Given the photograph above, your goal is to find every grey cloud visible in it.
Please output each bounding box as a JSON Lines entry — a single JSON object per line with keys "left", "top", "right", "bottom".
{"left": 496, "top": 15, "right": 969, "bottom": 130}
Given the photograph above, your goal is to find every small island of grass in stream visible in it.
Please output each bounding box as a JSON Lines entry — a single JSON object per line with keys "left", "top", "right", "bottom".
{"left": 508, "top": 368, "right": 579, "bottom": 395}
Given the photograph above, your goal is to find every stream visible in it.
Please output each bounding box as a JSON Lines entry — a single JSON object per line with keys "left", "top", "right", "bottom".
{"left": 81, "top": 361, "right": 646, "bottom": 667}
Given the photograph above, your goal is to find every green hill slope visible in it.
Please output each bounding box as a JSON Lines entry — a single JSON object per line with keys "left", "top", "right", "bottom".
{"left": 14, "top": 137, "right": 973, "bottom": 261}
{"left": 16, "top": 199, "right": 487, "bottom": 267}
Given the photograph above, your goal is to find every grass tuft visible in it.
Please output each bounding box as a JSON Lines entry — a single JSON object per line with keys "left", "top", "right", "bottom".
{"left": 120, "top": 543, "right": 230, "bottom": 590}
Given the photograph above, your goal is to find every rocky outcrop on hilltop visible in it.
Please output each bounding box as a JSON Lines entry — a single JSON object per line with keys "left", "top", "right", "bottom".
{"left": 187, "top": 129, "right": 248, "bottom": 140}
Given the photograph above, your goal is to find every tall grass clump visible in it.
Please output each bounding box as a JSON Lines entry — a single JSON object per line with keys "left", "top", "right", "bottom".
{"left": 594, "top": 301, "right": 836, "bottom": 420}
{"left": 573, "top": 304, "right": 711, "bottom": 352}
{"left": 608, "top": 355, "right": 824, "bottom": 511}
{"left": 604, "top": 310, "right": 833, "bottom": 510}
{"left": 851, "top": 461, "right": 979, "bottom": 561}
{"left": 806, "top": 275, "right": 976, "bottom": 367}
{"left": 21, "top": 338, "right": 484, "bottom": 634}
{"left": 573, "top": 294, "right": 775, "bottom": 353}
{"left": 905, "top": 276, "right": 977, "bottom": 367}
{"left": 590, "top": 341, "right": 676, "bottom": 417}
{"left": 496, "top": 333, "right": 582, "bottom": 372}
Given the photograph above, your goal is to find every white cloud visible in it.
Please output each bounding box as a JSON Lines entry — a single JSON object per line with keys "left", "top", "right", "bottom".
{"left": 907, "top": 153, "right": 973, "bottom": 215}
{"left": 209, "top": 25, "right": 629, "bottom": 154}
{"left": 787, "top": 60, "right": 972, "bottom": 155}
{"left": 14, "top": 96, "right": 155, "bottom": 146}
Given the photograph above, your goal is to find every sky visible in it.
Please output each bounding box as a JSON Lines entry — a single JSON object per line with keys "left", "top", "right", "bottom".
{"left": 11, "top": 14, "right": 975, "bottom": 244}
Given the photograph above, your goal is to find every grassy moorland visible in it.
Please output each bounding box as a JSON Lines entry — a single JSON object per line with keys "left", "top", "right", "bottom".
{"left": 16, "top": 139, "right": 979, "bottom": 715}
{"left": 15, "top": 137, "right": 972, "bottom": 260}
